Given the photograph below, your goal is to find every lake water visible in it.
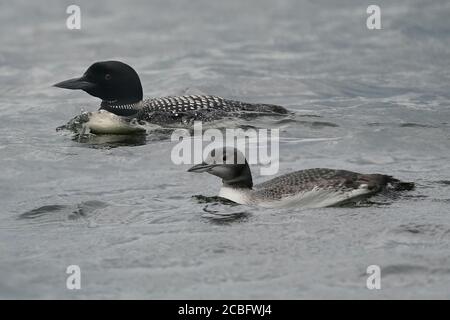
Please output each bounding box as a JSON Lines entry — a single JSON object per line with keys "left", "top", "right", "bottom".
{"left": 1, "top": 0, "right": 450, "bottom": 299}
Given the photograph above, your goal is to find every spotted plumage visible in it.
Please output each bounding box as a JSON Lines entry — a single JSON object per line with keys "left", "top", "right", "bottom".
{"left": 135, "top": 95, "right": 287, "bottom": 124}
{"left": 253, "top": 169, "right": 390, "bottom": 201}
{"left": 188, "top": 148, "right": 415, "bottom": 209}
{"left": 54, "top": 61, "right": 289, "bottom": 129}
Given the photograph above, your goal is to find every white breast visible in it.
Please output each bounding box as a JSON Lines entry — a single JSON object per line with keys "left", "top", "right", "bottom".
{"left": 218, "top": 187, "right": 253, "bottom": 205}
{"left": 219, "top": 185, "right": 372, "bottom": 209}
{"left": 86, "top": 110, "right": 146, "bottom": 135}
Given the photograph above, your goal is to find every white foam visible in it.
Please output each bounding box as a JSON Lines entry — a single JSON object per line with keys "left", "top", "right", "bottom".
{"left": 85, "top": 110, "right": 146, "bottom": 135}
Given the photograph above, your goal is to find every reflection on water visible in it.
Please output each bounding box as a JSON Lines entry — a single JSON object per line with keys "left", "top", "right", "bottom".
{"left": 74, "top": 133, "right": 148, "bottom": 148}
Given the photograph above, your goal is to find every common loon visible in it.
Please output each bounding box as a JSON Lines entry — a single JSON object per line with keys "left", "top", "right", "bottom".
{"left": 188, "top": 147, "right": 414, "bottom": 208}
{"left": 54, "top": 61, "right": 288, "bottom": 126}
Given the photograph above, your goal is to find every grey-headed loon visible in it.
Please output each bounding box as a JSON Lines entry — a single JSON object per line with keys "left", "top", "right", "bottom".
{"left": 188, "top": 147, "right": 414, "bottom": 208}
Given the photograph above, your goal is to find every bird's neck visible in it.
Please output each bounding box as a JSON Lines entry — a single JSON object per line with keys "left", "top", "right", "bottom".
{"left": 218, "top": 186, "right": 252, "bottom": 205}
{"left": 100, "top": 99, "right": 143, "bottom": 116}
{"left": 101, "top": 98, "right": 143, "bottom": 107}
{"left": 222, "top": 163, "right": 253, "bottom": 189}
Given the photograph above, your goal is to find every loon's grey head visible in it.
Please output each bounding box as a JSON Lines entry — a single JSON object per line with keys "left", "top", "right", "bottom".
{"left": 188, "top": 147, "right": 253, "bottom": 189}
{"left": 54, "top": 61, "right": 143, "bottom": 106}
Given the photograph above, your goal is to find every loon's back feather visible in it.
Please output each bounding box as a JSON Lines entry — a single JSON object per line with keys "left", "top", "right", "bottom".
{"left": 136, "top": 95, "right": 288, "bottom": 124}
{"left": 252, "top": 168, "right": 408, "bottom": 203}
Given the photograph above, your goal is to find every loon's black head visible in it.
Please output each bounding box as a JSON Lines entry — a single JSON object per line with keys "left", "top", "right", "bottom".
{"left": 54, "top": 61, "right": 143, "bottom": 105}
{"left": 188, "top": 147, "right": 253, "bottom": 189}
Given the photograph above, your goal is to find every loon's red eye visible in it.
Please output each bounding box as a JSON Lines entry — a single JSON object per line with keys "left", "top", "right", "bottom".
{"left": 105, "top": 74, "right": 112, "bottom": 80}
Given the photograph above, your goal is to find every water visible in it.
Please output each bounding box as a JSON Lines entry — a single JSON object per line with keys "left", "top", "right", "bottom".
{"left": 1, "top": 0, "right": 450, "bottom": 299}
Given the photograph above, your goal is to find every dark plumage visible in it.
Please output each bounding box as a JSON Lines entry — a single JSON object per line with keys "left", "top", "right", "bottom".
{"left": 253, "top": 168, "right": 411, "bottom": 201}
{"left": 54, "top": 61, "right": 288, "bottom": 126}
{"left": 136, "top": 95, "right": 287, "bottom": 124}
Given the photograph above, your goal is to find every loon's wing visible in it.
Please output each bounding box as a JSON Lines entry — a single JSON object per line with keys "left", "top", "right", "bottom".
{"left": 138, "top": 108, "right": 230, "bottom": 124}
{"left": 142, "top": 95, "right": 238, "bottom": 113}
{"left": 254, "top": 168, "right": 391, "bottom": 201}
{"left": 137, "top": 95, "right": 288, "bottom": 123}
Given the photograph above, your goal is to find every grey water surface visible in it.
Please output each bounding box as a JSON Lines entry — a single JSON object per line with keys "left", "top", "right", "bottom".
{"left": 1, "top": 0, "right": 450, "bottom": 299}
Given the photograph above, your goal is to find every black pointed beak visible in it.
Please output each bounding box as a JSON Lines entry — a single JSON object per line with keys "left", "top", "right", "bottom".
{"left": 187, "top": 162, "right": 216, "bottom": 173}
{"left": 53, "top": 76, "right": 95, "bottom": 90}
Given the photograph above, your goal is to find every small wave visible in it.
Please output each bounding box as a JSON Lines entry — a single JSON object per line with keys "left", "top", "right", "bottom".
{"left": 18, "top": 204, "right": 68, "bottom": 219}
{"left": 367, "top": 122, "right": 439, "bottom": 128}
{"left": 203, "top": 211, "right": 252, "bottom": 225}
{"left": 371, "top": 222, "right": 450, "bottom": 251}
{"left": 434, "top": 180, "right": 450, "bottom": 186}
{"left": 191, "top": 195, "right": 252, "bottom": 223}
{"left": 202, "top": 204, "right": 252, "bottom": 224}
{"left": 381, "top": 264, "right": 429, "bottom": 276}
{"left": 393, "top": 223, "right": 448, "bottom": 236}
{"left": 434, "top": 198, "right": 450, "bottom": 203}
{"left": 400, "top": 123, "right": 438, "bottom": 128}
{"left": 300, "top": 120, "right": 339, "bottom": 128}
{"left": 18, "top": 200, "right": 109, "bottom": 224}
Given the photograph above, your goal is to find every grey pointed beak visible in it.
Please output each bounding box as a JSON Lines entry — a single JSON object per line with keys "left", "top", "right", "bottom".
{"left": 53, "top": 76, "right": 95, "bottom": 90}
{"left": 187, "top": 162, "right": 217, "bottom": 173}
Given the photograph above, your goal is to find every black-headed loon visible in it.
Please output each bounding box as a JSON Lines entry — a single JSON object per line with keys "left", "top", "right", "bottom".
{"left": 54, "top": 61, "right": 288, "bottom": 126}
{"left": 188, "top": 147, "right": 414, "bottom": 208}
